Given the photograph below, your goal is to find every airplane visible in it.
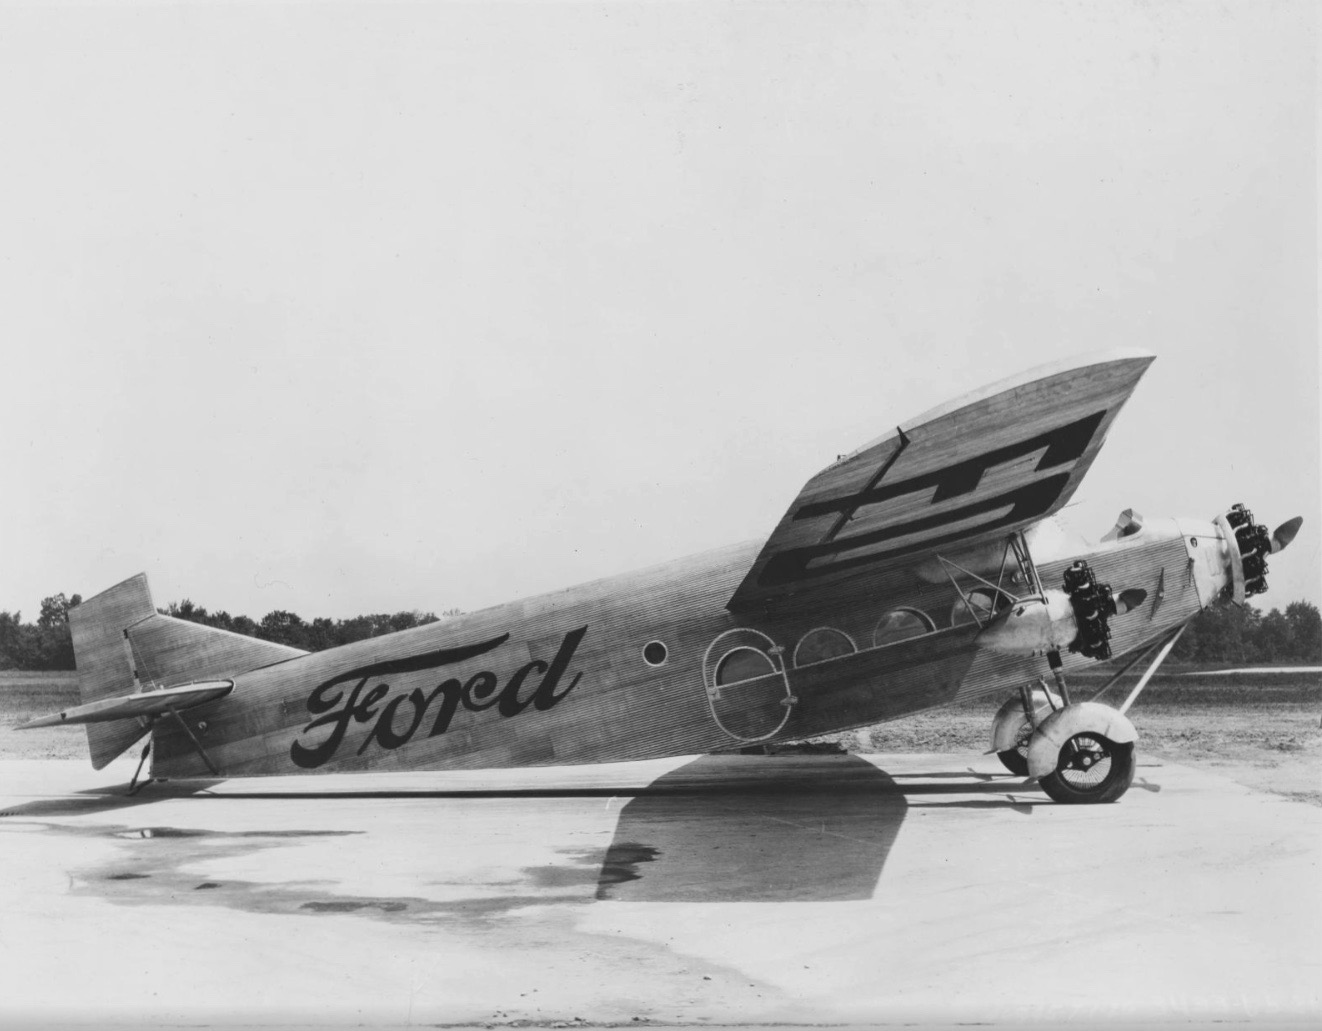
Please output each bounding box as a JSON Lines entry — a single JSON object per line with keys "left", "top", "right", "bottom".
{"left": 18, "top": 349, "right": 1305, "bottom": 803}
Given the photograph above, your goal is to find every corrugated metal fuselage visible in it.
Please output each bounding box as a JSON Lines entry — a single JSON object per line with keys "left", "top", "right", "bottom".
{"left": 150, "top": 520, "right": 1208, "bottom": 779}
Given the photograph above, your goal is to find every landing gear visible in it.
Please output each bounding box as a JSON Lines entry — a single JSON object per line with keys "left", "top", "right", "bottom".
{"left": 1038, "top": 732, "right": 1135, "bottom": 804}
{"left": 997, "top": 746, "right": 1029, "bottom": 777}
{"left": 990, "top": 682, "right": 1060, "bottom": 776}
{"left": 990, "top": 645, "right": 1148, "bottom": 803}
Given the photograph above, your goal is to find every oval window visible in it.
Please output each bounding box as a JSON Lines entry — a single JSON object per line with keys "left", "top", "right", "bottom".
{"left": 715, "top": 646, "right": 776, "bottom": 685}
{"left": 950, "top": 588, "right": 1011, "bottom": 627}
{"left": 872, "top": 608, "right": 936, "bottom": 648}
{"left": 642, "top": 641, "right": 668, "bottom": 666}
{"left": 793, "top": 627, "right": 856, "bottom": 667}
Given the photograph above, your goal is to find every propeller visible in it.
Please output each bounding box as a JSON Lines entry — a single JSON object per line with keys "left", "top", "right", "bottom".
{"left": 1271, "top": 516, "right": 1303, "bottom": 554}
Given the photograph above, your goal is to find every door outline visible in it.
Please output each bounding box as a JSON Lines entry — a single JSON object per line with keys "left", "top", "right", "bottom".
{"left": 702, "top": 627, "right": 795, "bottom": 742}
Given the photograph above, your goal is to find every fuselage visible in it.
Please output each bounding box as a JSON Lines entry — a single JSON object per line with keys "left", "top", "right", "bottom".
{"left": 150, "top": 514, "right": 1221, "bottom": 779}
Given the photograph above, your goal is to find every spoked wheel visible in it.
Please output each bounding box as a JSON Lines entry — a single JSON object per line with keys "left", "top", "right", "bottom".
{"left": 1038, "top": 731, "right": 1135, "bottom": 804}
{"left": 997, "top": 732, "right": 1031, "bottom": 776}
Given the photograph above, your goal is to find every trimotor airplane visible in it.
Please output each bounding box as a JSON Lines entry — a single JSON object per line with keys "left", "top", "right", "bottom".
{"left": 20, "top": 349, "right": 1304, "bottom": 803}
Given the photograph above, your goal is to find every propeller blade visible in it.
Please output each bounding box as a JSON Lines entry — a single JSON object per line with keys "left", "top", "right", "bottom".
{"left": 1271, "top": 516, "right": 1303, "bottom": 553}
{"left": 1117, "top": 588, "right": 1147, "bottom": 614}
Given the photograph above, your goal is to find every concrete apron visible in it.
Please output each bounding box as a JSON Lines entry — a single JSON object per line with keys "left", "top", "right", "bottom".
{"left": 0, "top": 752, "right": 1318, "bottom": 1027}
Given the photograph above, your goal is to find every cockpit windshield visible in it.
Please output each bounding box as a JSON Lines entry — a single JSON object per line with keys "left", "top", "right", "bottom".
{"left": 1101, "top": 508, "right": 1144, "bottom": 542}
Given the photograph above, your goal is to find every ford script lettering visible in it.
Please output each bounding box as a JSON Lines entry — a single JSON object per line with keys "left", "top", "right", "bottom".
{"left": 289, "top": 627, "right": 588, "bottom": 769}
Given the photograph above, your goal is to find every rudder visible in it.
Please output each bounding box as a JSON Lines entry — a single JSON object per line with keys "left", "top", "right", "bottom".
{"left": 67, "top": 573, "right": 157, "bottom": 769}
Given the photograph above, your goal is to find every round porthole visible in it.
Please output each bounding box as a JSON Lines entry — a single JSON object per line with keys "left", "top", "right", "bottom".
{"left": 643, "top": 640, "right": 668, "bottom": 666}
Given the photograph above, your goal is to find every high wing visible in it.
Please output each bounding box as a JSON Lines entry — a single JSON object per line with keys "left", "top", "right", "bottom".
{"left": 728, "top": 349, "right": 1155, "bottom": 611}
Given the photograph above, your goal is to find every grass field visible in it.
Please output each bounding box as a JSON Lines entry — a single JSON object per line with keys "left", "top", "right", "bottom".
{"left": 2, "top": 670, "right": 1319, "bottom": 803}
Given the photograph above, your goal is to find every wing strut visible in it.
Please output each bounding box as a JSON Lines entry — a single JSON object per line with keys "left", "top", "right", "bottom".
{"left": 1117, "top": 625, "right": 1187, "bottom": 716}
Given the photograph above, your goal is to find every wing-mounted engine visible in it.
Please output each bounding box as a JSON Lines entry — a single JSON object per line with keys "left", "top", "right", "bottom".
{"left": 976, "top": 554, "right": 1146, "bottom": 661}
{"left": 1062, "top": 560, "right": 1117, "bottom": 660}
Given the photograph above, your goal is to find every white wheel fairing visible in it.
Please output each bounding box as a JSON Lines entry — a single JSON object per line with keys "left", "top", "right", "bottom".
{"left": 1026, "top": 702, "right": 1137, "bottom": 779}
{"left": 989, "top": 687, "right": 1062, "bottom": 754}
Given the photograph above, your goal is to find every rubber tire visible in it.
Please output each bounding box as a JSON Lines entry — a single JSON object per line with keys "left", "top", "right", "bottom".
{"left": 1039, "top": 734, "right": 1136, "bottom": 804}
{"left": 997, "top": 748, "right": 1030, "bottom": 776}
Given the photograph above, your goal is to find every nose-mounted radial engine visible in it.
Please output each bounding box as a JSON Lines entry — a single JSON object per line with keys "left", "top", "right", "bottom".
{"left": 1222, "top": 503, "right": 1302, "bottom": 599}
{"left": 982, "top": 502, "right": 1302, "bottom": 804}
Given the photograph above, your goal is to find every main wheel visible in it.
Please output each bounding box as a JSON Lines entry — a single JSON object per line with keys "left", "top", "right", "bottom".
{"left": 991, "top": 688, "right": 1060, "bottom": 776}
{"left": 1038, "top": 732, "right": 1135, "bottom": 804}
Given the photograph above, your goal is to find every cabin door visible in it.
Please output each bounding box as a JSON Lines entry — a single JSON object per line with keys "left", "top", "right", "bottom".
{"left": 701, "top": 628, "right": 794, "bottom": 742}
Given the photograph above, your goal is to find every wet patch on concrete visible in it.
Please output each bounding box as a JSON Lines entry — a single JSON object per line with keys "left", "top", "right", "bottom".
{"left": 18, "top": 818, "right": 592, "bottom": 929}
{"left": 596, "top": 843, "right": 660, "bottom": 898}
{"left": 524, "top": 843, "right": 661, "bottom": 895}
{"left": 301, "top": 898, "right": 409, "bottom": 913}
{"left": 1273, "top": 789, "right": 1322, "bottom": 807}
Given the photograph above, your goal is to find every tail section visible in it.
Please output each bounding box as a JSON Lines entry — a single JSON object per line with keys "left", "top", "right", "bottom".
{"left": 67, "top": 574, "right": 157, "bottom": 769}
{"left": 66, "top": 573, "right": 307, "bottom": 769}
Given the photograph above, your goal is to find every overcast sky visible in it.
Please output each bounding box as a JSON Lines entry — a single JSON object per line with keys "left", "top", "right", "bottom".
{"left": 1, "top": 1, "right": 1316, "bottom": 623}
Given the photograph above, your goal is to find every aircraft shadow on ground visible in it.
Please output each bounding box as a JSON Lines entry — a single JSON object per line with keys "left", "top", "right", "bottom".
{"left": 593, "top": 755, "right": 1037, "bottom": 903}
{"left": 0, "top": 780, "right": 219, "bottom": 819}
{"left": 1, "top": 756, "right": 1042, "bottom": 909}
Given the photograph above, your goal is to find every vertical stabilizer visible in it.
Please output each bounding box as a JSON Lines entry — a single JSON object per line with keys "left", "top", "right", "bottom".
{"left": 68, "top": 573, "right": 156, "bottom": 769}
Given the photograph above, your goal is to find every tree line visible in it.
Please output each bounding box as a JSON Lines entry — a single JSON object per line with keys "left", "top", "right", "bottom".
{"left": 1170, "top": 599, "right": 1320, "bottom": 666}
{"left": 1, "top": 591, "right": 1318, "bottom": 672}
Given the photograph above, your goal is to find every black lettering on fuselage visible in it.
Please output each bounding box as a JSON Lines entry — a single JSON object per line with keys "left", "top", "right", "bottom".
{"left": 290, "top": 628, "right": 588, "bottom": 769}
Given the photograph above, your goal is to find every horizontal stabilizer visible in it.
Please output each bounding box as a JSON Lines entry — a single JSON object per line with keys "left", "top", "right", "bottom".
{"left": 16, "top": 681, "right": 233, "bottom": 730}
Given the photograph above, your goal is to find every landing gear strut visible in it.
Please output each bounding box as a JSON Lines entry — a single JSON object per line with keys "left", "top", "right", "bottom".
{"left": 991, "top": 680, "right": 1059, "bottom": 776}
{"left": 990, "top": 623, "right": 1187, "bottom": 803}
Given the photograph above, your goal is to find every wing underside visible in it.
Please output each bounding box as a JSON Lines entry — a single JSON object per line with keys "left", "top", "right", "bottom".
{"left": 728, "top": 350, "right": 1155, "bottom": 610}
{"left": 17, "top": 681, "right": 234, "bottom": 729}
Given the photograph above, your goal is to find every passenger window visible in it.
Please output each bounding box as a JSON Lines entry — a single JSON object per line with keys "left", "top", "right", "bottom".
{"left": 793, "top": 627, "right": 856, "bottom": 667}
{"left": 950, "top": 588, "right": 1011, "bottom": 627}
{"left": 715, "top": 647, "right": 776, "bottom": 685}
{"left": 873, "top": 608, "right": 936, "bottom": 647}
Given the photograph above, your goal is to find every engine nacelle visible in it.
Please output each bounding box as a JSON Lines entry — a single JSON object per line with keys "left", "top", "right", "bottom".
{"left": 978, "top": 560, "right": 1135, "bottom": 659}
{"left": 976, "top": 591, "right": 1078, "bottom": 657}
